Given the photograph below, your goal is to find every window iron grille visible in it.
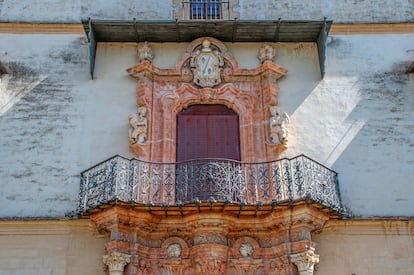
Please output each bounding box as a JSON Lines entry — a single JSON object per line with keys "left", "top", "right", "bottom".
{"left": 183, "top": 0, "right": 230, "bottom": 20}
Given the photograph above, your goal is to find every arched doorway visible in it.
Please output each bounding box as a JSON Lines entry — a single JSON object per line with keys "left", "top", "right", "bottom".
{"left": 176, "top": 104, "right": 241, "bottom": 201}
{"left": 176, "top": 104, "right": 240, "bottom": 161}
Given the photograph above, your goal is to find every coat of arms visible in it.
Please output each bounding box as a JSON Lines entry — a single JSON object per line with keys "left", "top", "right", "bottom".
{"left": 190, "top": 39, "right": 224, "bottom": 88}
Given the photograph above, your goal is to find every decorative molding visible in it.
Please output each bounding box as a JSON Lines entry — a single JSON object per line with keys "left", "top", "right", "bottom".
{"left": 1, "top": 22, "right": 414, "bottom": 35}
{"left": 0, "top": 22, "right": 84, "bottom": 34}
{"left": 330, "top": 23, "right": 414, "bottom": 34}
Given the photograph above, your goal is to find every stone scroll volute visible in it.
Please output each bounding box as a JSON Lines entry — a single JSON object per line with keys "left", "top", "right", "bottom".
{"left": 127, "top": 38, "right": 288, "bottom": 162}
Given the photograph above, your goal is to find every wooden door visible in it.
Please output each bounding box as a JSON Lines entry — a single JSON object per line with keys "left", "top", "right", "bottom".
{"left": 176, "top": 104, "right": 240, "bottom": 161}
{"left": 176, "top": 105, "right": 241, "bottom": 202}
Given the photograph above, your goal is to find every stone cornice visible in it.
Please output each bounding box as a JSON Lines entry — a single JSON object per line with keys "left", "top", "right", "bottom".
{"left": 316, "top": 219, "right": 414, "bottom": 235}
{"left": 0, "top": 22, "right": 83, "bottom": 34}
{"left": 0, "top": 22, "right": 413, "bottom": 35}
{"left": 330, "top": 22, "right": 414, "bottom": 34}
{"left": 0, "top": 219, "right": 100, "bottom": 235}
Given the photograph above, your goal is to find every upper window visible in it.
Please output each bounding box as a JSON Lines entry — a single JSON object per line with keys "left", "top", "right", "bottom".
{"left": 190, "top": 0, "right": 222, "bottom": 20}
{"left": 178, "top": 0, "right": 234, "bottom": 20}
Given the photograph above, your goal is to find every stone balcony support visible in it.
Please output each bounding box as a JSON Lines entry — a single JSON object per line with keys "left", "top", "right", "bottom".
{"left": 89, "top": 204, "right": 330, "bottom": 275}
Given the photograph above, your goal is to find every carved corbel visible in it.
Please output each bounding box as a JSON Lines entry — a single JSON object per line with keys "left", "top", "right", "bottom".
{"left": 290, "top": 250, "right": 320, "bottom": 275}
{"left": 103, "top": 251, "right": 131, "bottom": 275}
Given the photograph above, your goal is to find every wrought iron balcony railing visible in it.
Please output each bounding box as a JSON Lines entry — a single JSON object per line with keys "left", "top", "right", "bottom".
{"left": 79, "top": 155, "right": 343, "bottom": 214}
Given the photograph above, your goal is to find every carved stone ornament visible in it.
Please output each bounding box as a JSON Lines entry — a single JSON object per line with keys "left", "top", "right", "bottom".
{"left": 167, "top": 243, "right": 182, "bottom": 259}
{"left": 258, "top": 43, "right": 276, "bottom": 63}
{"left": 137, "top": 41, "right": 154, "bottom": 63}
{"left": 239, "top": 242, "right": 254, "bottom": 258}
{"left": 190, "top": 39, "right": 224, "bottom": 88}
{"left": 269, "top": 106, "right": 290, "bottom": 145}
{"left": 290, "top": 250, "right": 320, "bottom": 275}
{"left": 128, "top": 106, "right": 148, "bottom": 144}
{"left": 103, "top": 251, "right": 131, "bottom": 275}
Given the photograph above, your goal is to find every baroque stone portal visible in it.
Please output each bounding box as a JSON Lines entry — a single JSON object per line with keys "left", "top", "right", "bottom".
{"left": 89, "top": 37, "right": 331, "bottom": 275}
{"left": 127, "top": 37, "right": 288, "bottom": 162}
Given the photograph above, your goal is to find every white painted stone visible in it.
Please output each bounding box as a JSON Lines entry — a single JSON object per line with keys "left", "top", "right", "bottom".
{"left": 0, "top": 32, "right": 413, "bottom": 218}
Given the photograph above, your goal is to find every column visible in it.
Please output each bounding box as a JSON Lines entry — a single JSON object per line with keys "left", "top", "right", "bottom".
{"left": 290, "top": 250, "right": 320, "bottom": 275}
{"left": 103, "top": 251, "right": 131, "bottom": 275}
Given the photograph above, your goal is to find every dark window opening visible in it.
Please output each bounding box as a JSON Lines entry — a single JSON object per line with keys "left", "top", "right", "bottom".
{"left": 190, "top": 0, "right": 223, "bottom": 20}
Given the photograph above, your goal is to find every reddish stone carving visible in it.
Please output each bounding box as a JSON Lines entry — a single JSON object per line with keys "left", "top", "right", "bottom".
{"left": 89, "top": 37, "right": 335, "bottom": 275}
{"left": 91, "top": 204, "right": 329, "bottom": 275}
{"left": 127, "top": 37, "right": 288, "bottom": 162}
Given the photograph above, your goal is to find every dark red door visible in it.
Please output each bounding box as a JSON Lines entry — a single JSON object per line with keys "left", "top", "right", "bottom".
{"left": 176, "top": 105, "right": 241, "bottom": 202}
{"left": 176, "top": 104, "right": 240, "bottom": 161}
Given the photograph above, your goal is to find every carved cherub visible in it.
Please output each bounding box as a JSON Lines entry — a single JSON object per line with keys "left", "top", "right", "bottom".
{"left": 128, "top": 106, "right": 148, "bottom": 144}
{"left": 269, "top": 106, "right": 290, "bottom": 145}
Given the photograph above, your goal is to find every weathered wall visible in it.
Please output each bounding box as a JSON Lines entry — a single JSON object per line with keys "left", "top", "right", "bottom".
{"left": 0, "top": 220, "right": 108, "bottom": 274}
{"left": 313, "top": 220, "right": 414, "bottom": 275}
{"left": 0, "top": 0, "right": 413, "bottom": 22}
{"left": 240, "top": 0, "right": 414, "bottom": 22}
{"left": 0, "top": 33, "right": 413, "bottom": 217}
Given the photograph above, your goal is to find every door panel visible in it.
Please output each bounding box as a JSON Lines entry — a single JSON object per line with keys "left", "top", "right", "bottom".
{"left": 176, "top": 105, "right": 241, "bottom": 202}
{"left": 176, "top": 105, "right": 240, "bottom": 161}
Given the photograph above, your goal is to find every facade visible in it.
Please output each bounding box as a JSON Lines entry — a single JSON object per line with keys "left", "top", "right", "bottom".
{"left": 0, "top": 1, "right": 414, "bottom": 274}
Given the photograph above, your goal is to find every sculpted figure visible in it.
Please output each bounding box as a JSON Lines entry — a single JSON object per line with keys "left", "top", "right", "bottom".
{"left": 137, "top": 41, "right": 154, "bottom": 63}
{"left": 258, "top": 43, "right": 276, "bottom": 63}
{"left": 239, "top": 242, "right": 254, "bottom": 258}
{"left": 128, "top": 106, "right": 148, "bottom": 144}
{"left": 167, "top": 243, "right": 182, "bottom": 258}
{"left": 269, "top": 106, "right": 290, "bottom": 145}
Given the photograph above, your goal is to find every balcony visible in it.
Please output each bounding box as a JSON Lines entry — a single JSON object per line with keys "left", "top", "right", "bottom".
{"left": 78, "top": 155, "right": 343, "bottom": 215}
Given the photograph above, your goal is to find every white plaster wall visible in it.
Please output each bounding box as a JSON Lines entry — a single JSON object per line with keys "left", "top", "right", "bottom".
{"left": 0, "top": 0, "right": 413, "bottom": 22}
{"left": 0, "top": 0, "right": 173, "bottom": 22}
{"left": 0, "top": 33, "right": 413, "bottom": 217}
{"left": 239, "top": 0, "right": 414, "bottom": 22}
